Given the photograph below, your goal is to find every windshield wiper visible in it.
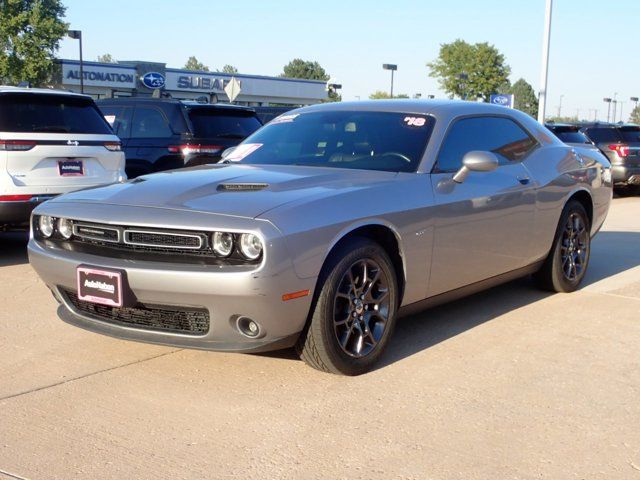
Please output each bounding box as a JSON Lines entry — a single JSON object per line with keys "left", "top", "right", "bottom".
{"left": 214, "top": 133, "right": 246, "bottom": 139}
{"left": 32, "top": 126, "right": 71, "bottom": 133}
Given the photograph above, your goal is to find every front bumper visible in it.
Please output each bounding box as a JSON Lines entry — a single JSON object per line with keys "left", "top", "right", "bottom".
{"left": 28, "top": 216, "right": 316, "bottom": 353}
{"left": 0, "top": 195, "right": 55, "bottom": 226}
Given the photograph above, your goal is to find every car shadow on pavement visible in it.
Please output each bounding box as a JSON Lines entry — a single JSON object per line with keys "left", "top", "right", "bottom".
{"left": 0, "top": 231, "right": 29, "bottom": 267}
{"left": 262, "top": 230, "right": 640, "bottom": 371}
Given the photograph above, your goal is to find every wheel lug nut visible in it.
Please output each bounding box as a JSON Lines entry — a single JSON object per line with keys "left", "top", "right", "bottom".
{"left": 359, "top": 315, "right": 363, "bottom": 320}
{"left": 360, "top": 294, "right": 364, "bottom": 300}
{"left": 352, "top": 312, "right": 357, "bottom": 318}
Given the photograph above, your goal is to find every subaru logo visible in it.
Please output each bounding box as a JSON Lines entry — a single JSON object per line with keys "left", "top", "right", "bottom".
{"left": 141, "top": 72, "right": 165, "bottom": 89}
{"left": 66, "top": 140, "right": 79, "bottom": 146}
{"left": 492, "top": 95, "right": 509, "bottom": 105}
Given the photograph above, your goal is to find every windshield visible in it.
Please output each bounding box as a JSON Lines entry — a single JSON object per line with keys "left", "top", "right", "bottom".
{"left": 0, "top": 93, "right": 112, "bottom": 134}
{"left": 187, "top": 107, "right": 261, "bottom": 139}
{"left": 234, "top": 111, "right": 434, "bottom": 172}
{"left": 555, "top": 130, "right": 591, "bottom": 144}
{"left": 618, "top": 127, "right": 640, "bottom": 143}
{"left": 583, "top": 127, "right": 621, "bottom": 144}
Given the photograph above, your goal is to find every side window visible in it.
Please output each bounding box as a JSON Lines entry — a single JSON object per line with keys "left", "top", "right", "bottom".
{"left": 131, "top": 107, "right": 173, "bottom": 138}
{"left": 99, "top": 106, "right": 132, "bottom": 138}
{"left": 436, "top": 116, "right": 539, "bottom": 172}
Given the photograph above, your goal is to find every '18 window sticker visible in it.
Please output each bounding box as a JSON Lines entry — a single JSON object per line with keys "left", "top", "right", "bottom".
{"left": 403, "top": 116, "right": 426, "bottom": 127}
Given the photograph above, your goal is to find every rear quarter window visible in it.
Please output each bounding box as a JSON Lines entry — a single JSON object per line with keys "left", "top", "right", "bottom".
{"left": 618, "top": 127, "right": 640, "bottom": 143}
{"left": 0, "top": 93, "right": 113, "bottom": 134}
{"left": 583, "top": 128, "right": 621, "bottom": 144}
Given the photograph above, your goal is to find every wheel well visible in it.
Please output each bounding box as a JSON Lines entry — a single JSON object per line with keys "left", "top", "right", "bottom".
{"left": 328, "top": 225, "right": 406, "bottom": 305}
{"left": 568, "top": 190, "right": 593, "bottom": 226}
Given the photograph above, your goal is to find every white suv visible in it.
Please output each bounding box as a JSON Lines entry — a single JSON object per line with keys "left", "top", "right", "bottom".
{"left": 0, "top": 87, "right": 126, "bottom": 227}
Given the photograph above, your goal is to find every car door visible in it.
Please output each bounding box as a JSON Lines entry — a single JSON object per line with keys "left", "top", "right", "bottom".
{"left": 427, "top": 115, "right": 539, "bottom": 297}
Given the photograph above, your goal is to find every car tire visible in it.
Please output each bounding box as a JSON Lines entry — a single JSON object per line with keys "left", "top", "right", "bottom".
{"left": 296, "top": 238, "right": 398, "bottom": 375}
{"left": 534, "top": 200, "right": 591, "bottom": 293}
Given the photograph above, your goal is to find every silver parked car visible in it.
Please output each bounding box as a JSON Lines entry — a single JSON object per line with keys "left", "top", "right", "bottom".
{"left": 28, "top": 101, "right": 612, "bottom": 375}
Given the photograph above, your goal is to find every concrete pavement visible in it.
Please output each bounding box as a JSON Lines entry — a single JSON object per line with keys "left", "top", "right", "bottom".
{"left": 1, "top": 198, "right": 639, "bottom": 479}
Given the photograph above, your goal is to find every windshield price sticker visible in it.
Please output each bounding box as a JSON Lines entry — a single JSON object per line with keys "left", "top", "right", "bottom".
{"left": 225, "top": 143, "right": 263, "bottom": 162}
{"left": 104, "top": 115, "right": 116, "bottom": 126}
{"left": 403, "top": 116, "right": 427, "bottom": 127}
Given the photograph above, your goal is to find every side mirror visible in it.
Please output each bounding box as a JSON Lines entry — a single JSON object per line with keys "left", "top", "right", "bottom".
{"left": 452, "top": 151, "right": 499, "bottom": 183}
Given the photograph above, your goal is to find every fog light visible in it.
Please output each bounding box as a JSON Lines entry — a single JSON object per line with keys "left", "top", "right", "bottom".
{"left": 236, "top": 316, "right": 261, "bottom": 338}
{"left": 58, "top": 218, "right": 73, "bottom": 239}
{"left": 38, "top": 215, "right": 54, "bottom": 238}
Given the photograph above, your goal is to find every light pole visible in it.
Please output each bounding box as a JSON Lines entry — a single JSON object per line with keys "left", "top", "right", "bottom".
{"left": 631, "top": 96, "right": 639, "bottom": 113}
{"left": 617, "top": 101, "right": 624, "bottom": 123}
{"left": 603, "top": 97, "right": 612, "bottom": 123}
{"left": 382, "top": 64, "right": 397, "bottom": 98}
{"left": 537, "top": 0, "right": 553, "bottom": 123}
{"left": 457, "top": 73, "right": 469, "bottom": 100}
{"left": 557, "top": 94, "right": 564, "bottom": 118}
{"left": 612, "top": 92, "right": 618, "bottom": 124}
{"left": 67, "top": 30, "right": 83, "bottom": 94}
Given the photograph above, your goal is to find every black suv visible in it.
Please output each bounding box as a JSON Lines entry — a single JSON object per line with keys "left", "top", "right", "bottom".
{"left": 97, "top": 98, "right": 262, "bottom": 178}
{"left": 581, "top": 123, "right": 640, "bottom": 194}
{"left": 545, "top": 123, "right": 593, "bottom": 147}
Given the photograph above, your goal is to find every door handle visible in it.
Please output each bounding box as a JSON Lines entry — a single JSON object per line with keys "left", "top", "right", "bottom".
{"left": 517, "top": 176, "right": 531, "bottom": 185}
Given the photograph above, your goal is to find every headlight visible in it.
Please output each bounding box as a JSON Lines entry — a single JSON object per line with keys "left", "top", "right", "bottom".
{"left": 38, "top": 215, "right": 54, "bottom": 238}
{"left": 58, "top": 218, "right": 73, "bottom": 239}
{"left": 239, "top": 233, "right": 263, "bottom": 260}
{"left": 212, "top": 231, "right": 234, "bottom": 257}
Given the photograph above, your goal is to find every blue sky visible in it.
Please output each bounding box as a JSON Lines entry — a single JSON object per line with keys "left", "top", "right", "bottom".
{"left": 57, "top": 0, "right": 639, "bottom": 121}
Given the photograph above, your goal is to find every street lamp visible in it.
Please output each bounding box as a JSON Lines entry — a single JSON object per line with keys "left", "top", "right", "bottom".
{"left": 382, "top": 64, "right": 397, "bottom": 98}
{"left": 631, "top": 96, "right": 639, "bottom": 112}
{"left": 427, "top": 94, "right": 435, "bottom": 99}
{"left": 537, "top": 0, "right": 553, "bottom": 122}
{"left": 457, "top": 73, "right": 468, "bottom": 100}
{"left": 67, "top": 29, "right": 83, "bottom": 94}
{"left": 557, "top": 94, "right": 564, "bottom": 118}
{"left": 612, "top": 92, "right": 618, "bottom": 124}
{"left": 603, "top": 97, "right": 612, "bottom": 123}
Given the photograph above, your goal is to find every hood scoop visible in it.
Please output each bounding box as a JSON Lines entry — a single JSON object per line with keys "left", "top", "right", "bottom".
{"left": 217, "top": 182, "right": 269, "bottom": 192}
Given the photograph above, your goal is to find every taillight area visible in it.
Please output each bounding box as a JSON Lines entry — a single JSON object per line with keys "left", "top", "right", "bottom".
{"left": 0, "top": 194, "right": 33, "bottom": 202}
{"left": 608, "top": 144, "right": 629, "bottom": 157}
{"left": 103, "top": 141, "right": 122, "bottom": 151}
{"left": 168, "top": 144, "right": 224, "bottom": 155}
{"left": 0, "top": 140, "right": 36, "bottom": 151}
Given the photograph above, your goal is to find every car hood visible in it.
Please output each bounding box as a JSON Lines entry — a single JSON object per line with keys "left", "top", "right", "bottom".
{"left": 50, "top": 164, "right": 399, "bottom": 219}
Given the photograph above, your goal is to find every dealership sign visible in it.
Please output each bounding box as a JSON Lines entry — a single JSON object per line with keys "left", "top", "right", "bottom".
{"left": 165, "top": 71, "right": 236, "bottom": 93}
{"left": 141, "top": 72, "right": 165, "bottom": 89}
{"left": 62, "top": 62, "right": 136, "bottom": 88}
{"left": 490, "top": 94, "right": 515, "bottom": 108}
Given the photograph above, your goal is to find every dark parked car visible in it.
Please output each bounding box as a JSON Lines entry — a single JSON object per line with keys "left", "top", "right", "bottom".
{"left": 545, "top": 123, "right": 594, "bottom": 148}
{"left": 97, "top": 98, "right": 262, "bottom": 178}
{"left": 253, "top": 106, "right": 296, "bottom": 124}
{"left": 580, "top": 123, "right": 640, "bottom": 194}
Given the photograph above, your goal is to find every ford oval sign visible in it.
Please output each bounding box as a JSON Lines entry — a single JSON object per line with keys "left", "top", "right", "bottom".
{"left": 489, "top": 94, "right": 514, "bottom": 108}
{"left": 141, "top": 72, "right": 165, "bottom": 89}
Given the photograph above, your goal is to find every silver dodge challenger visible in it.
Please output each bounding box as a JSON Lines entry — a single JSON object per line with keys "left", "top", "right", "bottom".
{"left": 28, "top": 100, "right": 613, "bottom": 375}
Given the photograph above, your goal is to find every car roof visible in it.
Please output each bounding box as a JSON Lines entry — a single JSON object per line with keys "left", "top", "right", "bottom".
{"left": 0, "top": 85, "right": 92, "bottom": 99}
{"left": 97, "top": 97, "right": 255, "bottom": 112}
{"left": 292, "top": 99, "right": 527, "bottom": 117}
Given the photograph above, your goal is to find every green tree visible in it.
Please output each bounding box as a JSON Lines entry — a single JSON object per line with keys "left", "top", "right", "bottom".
{"left": 630, "top": 104, "right": 640, "bottom": 124}
{"left": 427, "top": 39, "right": 511, "bottom": 101}
{"left": 369, "top": 90, "right": 409, "bottom": 99}
{"left": 220, "top": 64, "right": 237, "bottom": 74}
{"left": 281, "top": 58, "right": 329, "bottom": 81}
{"left": 0, "top": 0, "right": 68, "bottom": 86}
{"left": 184, "top": 56, "right": 209, "bottom": 71}
{"left": 97, "top": 53, "right": 116, "bottom": 63}
{"left": 506, "top": 78, "right": 538, "bottom": 118}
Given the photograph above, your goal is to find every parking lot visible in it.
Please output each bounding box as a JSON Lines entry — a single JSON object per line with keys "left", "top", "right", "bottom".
{"left": 0, "top": 197, "right": 638, "bottom": 479}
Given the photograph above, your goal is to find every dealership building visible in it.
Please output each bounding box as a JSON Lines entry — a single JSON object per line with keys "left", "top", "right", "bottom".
{"left": 53, "top": 59, "right": 328, "bottom": 106}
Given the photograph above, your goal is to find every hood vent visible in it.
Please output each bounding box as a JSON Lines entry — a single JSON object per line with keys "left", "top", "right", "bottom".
{"left": 217, "top": 183, "right": 269, "bottom": 192}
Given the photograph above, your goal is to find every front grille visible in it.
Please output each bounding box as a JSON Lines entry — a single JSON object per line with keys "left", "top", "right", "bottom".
{"left": 63, "top": 289, "right": 210, "bottom": 335}
{"left": 124, "top": 230, "right": 204, "bottom": 249}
